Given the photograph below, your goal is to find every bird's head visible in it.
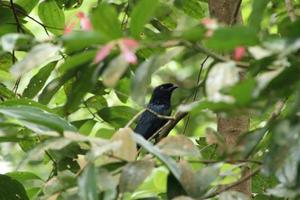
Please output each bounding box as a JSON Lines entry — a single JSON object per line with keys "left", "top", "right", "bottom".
{"left": 149, "top": 83, "right": 178, "bottom": 105}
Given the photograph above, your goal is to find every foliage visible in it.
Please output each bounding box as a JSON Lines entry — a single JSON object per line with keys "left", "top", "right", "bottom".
{"left": 0, "top": 0, "right": 300, "bottom": 199}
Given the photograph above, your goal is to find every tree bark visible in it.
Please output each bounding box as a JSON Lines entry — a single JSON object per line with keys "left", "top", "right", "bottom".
{"left": 208, "top": 0, "right": 252, "bottom": 197}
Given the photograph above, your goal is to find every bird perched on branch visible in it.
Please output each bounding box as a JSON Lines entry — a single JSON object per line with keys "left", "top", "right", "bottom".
{"left": 134, "top": 83, "right": 178, "bottom": 140}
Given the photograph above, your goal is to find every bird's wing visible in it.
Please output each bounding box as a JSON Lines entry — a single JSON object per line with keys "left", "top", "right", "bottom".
{"left": 134, "top": 110, "right": 168, "bottom": 140}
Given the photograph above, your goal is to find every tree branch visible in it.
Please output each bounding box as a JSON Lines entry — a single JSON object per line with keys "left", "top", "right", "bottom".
{"left": 203, "top": 167, "right": 261, "bottom": 199}
{"left": 188, "top": 159, "right": 262, "bottom": 165}
{"left": 9, "top": 0, "right": 23, "bottom": 33}
{"left": 191, "top": 43, "right": 249, "bottom": 68}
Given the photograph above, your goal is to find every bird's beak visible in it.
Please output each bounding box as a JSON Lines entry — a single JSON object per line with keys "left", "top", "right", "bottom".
{"left": 169, "top": 85, "right": 178, "bottom": 91}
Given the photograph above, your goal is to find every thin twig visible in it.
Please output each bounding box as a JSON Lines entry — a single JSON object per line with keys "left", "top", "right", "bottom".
{"left": 83, "top": 101, "right": 103, "bottom": 122}
{"left": 125, "top": 108, "right": 145, "bottom": 128}
{"left": 146, "top": 108, "right": 176, "bottom": 120}
{"left": 13, "top": 77, "right": 21, "bottom": 94}
{"left": 183, "top": 56, "right": 209, "bottom": 135}
{"left": 158, "top": 111, "right": 188, "bottom": 140}
{"left": 192, "top": 43, "right": 249, "bottom": 68}
{"left": 9, "top": 0, "right": 23, "bottom": 33}
{"left": 1, "top": 3, "right": 63, "bottom": 33}
{"left": 243, "top": 98, "right": 287, "bottom": 159}
{"left": 202, "top": 167, "right": 261, "bottom": 199}
{"left": 188, "top": 159, "right": 262, "bottom": 165}
{"left": 285, "top": 0, "right": 297, "bottom": 22}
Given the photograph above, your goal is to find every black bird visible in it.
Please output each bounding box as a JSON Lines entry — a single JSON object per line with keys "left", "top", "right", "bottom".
{"left": 134, "top": 83, "right": 178, "bottom": 140}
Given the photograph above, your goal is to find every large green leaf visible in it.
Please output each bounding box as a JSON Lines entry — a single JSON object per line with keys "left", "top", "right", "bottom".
{"left": 174, "top": 0, "right": 205, "bottom": 19}
{"left": 15, "top": 0, "right": 39, "bottom": 13}
{"left": 38, "top": 0, "right": 65, "bottom": 35}
{"left": 85, "top": 95, "right": 107, "bottom": 111}
{"left": 38, "top": 69, "right": 77, "bottom": 104}
{"left": 132, "top": 133, "right": 181, "bottom": 180}
{"left": 119, "top": 160, "right": 154, "bottom": 193}
{"left": 90, "top": 3, "right": 122, "bottom": 41}
{"left": 205, "top": 25, "right": 259, "bottom": 51}
{"left": 23, "top": 61, "right": 56, "bottom": 98}
{"left": 11, "top": 43, "right": 60, "bottom": 77}
{"left": 0, "top": 174, "right": 29, "bottom": 200}
{"left": 0, "top": 83, "right": 16, "bottom": 99}
{"left": 78, "top": 164, "right": 98, "bottom": 200}
{"left": 0, "top": 104, "right": 76, "bottom": 133}
{"left": 59, "top": 50, "right": 97, "bottom": 73}
{"left": 130, "top": 0, "right": 160, "bottom": 38}
{"left": 65, "top": 64, "right": 100, "bottom": 113}
{"left": 62, "top": 31, "right": 105, "bottom": 54}
{"left": 97, "top": 106, "right": 138, "bottom": 128}
{"left": 248, "top": 0, "right": 270, "bottom": 31}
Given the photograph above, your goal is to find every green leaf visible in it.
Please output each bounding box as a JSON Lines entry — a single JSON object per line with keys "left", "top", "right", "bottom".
{"left": 0, "top": 174, "right": 29, "bottom": 200}
{"left": 132, "top": 133, "right": 181, "bottom": 180}
{"left": 157, "top": 135, "right": 200, "bottom": 157}
{"left": 91, "top": 3, "right": 122, "bottom": 41}
{"left": 5, "top": 171, "right": 42, "bottom": 184}
{"left": 205, "top": 25, "right": 259, "bottom": 51}
{"left": 38, "top": 69, "right": 77, "bottom": 104}
{"left": 0, "top": 52, "right": 13, "bottom": 70}
{"left": 65, "top": 64, "right": 100, "bottom": 113}
{"left": 1, "top": 99, "right": 54, "bottom": 113}
{"left": 38, "top": 0, "right": 65, "bottom": 35}
{"left": 181, "top": 26, "right": 205, "bottom": 41}
{"left": 78, "top": 164, "right": 98, "bottom": 200}
{"left": 0, "top": 69, "right": 13, "bottom": 81}
{"left": 15, "top": 0, "right": 39, "bottom": 13}
{"left": 179, "top": 101, "right": 235, "bottom": 114}
{"left": 97, "top": 106, "right": 138, "bottom": 128}
{"left": 119, "top": 160, "right": 154, "bottom": 193}
{"left": 278, "top": 18, "right": 300, "bottom": 38}
{"left": 97, "top": 168, "right": 118, "bottom": 200}
{"left": 79, "top": 120, "right": 97, "bottom": 135}
{"left": 224, "top": 78, "right": 256, "bottom": 106}
{"left": 23, "top": 61, "right": 56, "bottom": 98}
{"left": 167, "top": 173, "right": 187, "bottom": 199}
{"left": 62, "top": 31, "right": 105, "bottom": 54}
{"left": 11, "top": 43, "right": 60, "bottom": 77}
{"left": 248, "top": 0, "right": 270, "bottom": 32}
{"left": 130, "top": 0, "right": 160, "bottom": 38}
{"left": 59, "top": 50, "right": 97, "bottom": 73}
{"left": 115, "top": 77, "right": 130, "bottom": 103}
{"left": 0, "top": 104, "right": 76, "bottom": 133}
{"left": 174, "top": 0, "right": 205, "bottom": 19}
{"left": 0, "top": 83, "right": 16, "bottom": 99}
{"left": 85, "top": 95, "right": 107, "bottom": 111}
{"left": 95, "top": 128, "right": 115, "bottom": 139}
{"left": 194, "top": 165, "right": 219, "bottom": 195}
{"left": 102, "top": 55, "right": 129, "bottom": 87}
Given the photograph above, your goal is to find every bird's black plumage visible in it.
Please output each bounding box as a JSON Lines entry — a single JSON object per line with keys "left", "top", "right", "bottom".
{"left": 134, "top": 83, "right": 178, "bottom": 140}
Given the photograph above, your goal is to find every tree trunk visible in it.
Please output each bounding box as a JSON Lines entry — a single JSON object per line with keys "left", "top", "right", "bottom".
{"left": 207, "top": 0, "right": 251, "bottom": 197}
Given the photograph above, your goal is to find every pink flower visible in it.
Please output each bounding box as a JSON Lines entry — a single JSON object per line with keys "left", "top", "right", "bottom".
{"left": 94, "top": 38, "right": 139, "bottom": 64}
{"left": 64, "top": 19, "right": 78, "bottom": 35}
{"left": 122, "top": 38, "right": 139, "bottom": 49}
{"left": 76, "top": 12, "right": 92, "bottom": 31}
{"left": 201, "top": 18, "right": 218, "bottom": 37}
{"left": 64, "top": 12, "right": 92, "bottom": 35}
{"left": 233, "top": 46, "right": 246, "bottom": 61}
{"left": 119, "top": 39, "right": 139, "bottom": 64}
{"left": 94, "top": 43, "right": 114, "bottom": 63}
